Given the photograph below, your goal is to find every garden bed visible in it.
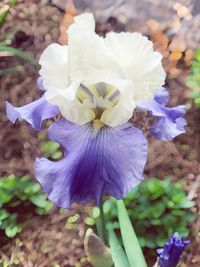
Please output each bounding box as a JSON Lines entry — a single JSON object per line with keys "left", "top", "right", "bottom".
{"left": 0, "top": 1, "right": 199, "bottom": 266}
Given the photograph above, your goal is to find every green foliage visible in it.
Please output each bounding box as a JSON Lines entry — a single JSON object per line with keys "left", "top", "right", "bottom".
{"left": 0, "top": 65, "right": 24, "bottom": 76}
{"left": 187, "top": 49, "right": 200, "bottom": 107}
{"left": 0, "top": 0, "right": 16, "bottom": 27}
{"left": 41, "top": 141, "right": 62, "bottom": 160}
{"left": 0, "top": 1, "right": 39, "bottom": 76}
{"left": 87, "top": 178, "right": 195, "bottom": 249}
{"left": 0, "top": 175, "right": 53, "bottom": 238}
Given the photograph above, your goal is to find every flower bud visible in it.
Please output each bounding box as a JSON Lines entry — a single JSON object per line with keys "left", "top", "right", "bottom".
{"left": 157, "top": 232, "right": 190, "bottom": 267}
{"left": 84, "top": 229, "right": 113, "bottom": 267}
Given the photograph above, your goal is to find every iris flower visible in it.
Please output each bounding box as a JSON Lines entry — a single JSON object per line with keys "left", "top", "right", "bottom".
{"left": 157, "top": 232, "right": 190, "bottom": 267}
{"left": 6, "top": 13, "right": 186, "bottom": 208}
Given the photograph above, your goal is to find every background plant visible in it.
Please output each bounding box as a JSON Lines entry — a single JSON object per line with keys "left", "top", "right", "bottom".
{"left": 187, "top": 49, "right": 200, "bottom": 107}
{"left": 0, "top": 0, "right": 16, "bottom": 27}
{"left": 0, "top": 0, "right": 39, "bottom": 76}
{"left": 0, "top": 175, "right": 53, "bottom": 238}
{"left": 86, "top": 178, "right": 195, "bottom": 249}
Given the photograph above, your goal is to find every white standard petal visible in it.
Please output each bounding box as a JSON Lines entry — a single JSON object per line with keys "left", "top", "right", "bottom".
{"left": 67, "top": 13, "right": 123, "bottom": 78}
{"left": 44, "top": 84, "right": 95, "bottom": 125}
{"left": 39, "top": 43, "right": 69, "bottom": 90}
{"left": 105, "top": 32, "right": 166, "bottom": 102}
{"left": 67, "top": 12, "right": 95, "bottom": 33}
{"left": 52, "top": 97, "right": 95, "bottom": 125}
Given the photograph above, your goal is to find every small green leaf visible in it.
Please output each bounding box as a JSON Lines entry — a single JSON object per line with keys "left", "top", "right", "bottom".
{"left": 176, "top": 199, "right": 194, "bottom": 209}
{"left": 30, "top": 195, "right": 49, "bottom": 208}
{"left": 67, "top": 214, "right": 80, "bottom": 223}
{"left": 108, "top": 226, "right": 130, "bottom": 267}
{"left": 5, "top": 225, "right": 19, "bottom": 237}
{"left": 117, "top": 200, "right": 147, "bottom": 267}
{"left": 92, "top": 207, "right": 100, "bottom": 218}
{"left": 0, "top": 65, "right": 24, "bottom": 76}
{"left": 85, "top": 217, "right": 96, "bottom": 226}
{"left": 24, "top": 183, "right": 41, "bottom": 195}
{"left": 52, "top": 151, "right": 62, "bottom": 159}
{"left": 0, "top": 209, "right": 8, "bottom": 220}
{"left": 0, "top": 4, "right": 10, "bottom": 27}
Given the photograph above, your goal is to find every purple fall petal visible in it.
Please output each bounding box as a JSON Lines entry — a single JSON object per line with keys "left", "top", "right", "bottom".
{"left": 37, "top": 76, "right": 46, "bottom": 91}
{"left": 6, "top": 95, "right": 59, "bottom": 131}
{"left": 154, "top": 87, "right": 170, "bottom": 106}
{"left": 157, "top": 232, "right": 190, "bottom": 267}
{"left": 35, "top": 119, "right": 147, "bottom": 208}
{"left": 139, "top": 88, "right": 187, "bottom": 141}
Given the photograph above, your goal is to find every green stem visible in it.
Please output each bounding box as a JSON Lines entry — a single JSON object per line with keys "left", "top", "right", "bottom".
{"left": 99, "top": 201, "right": 108, "bottom": 246}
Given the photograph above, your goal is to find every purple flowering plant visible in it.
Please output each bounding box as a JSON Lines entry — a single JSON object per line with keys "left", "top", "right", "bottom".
{"left": 6, "top": 13, "right": 189, "bottom": 267}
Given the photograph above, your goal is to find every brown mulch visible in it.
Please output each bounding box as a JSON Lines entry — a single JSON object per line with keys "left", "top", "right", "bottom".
{"left": 0, "top": 0, "right": 199, "bottom": 266}
{"left": 0, "top": 206, "right": 91, "bottom": 267}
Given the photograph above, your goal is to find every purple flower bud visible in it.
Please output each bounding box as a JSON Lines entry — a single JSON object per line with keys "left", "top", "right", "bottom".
{"left": 157, "top": 232, "right": 190, "bottom": 267}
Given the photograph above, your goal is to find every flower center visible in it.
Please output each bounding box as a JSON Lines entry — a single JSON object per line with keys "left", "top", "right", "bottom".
{"left": 76, "top": 83, "right": 120, "bottom": 119}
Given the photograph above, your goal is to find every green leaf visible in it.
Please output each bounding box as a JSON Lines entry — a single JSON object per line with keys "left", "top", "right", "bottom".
{"left": 108, "top": 226, "right": 130, "bottom": 267}
{"left": 0, "top": 45, "right": 39, "bottom": 67}
{"left": 92, "top": 207, "right": 100, "bottom": 218}
{"left": 30, "top": 195, "right": 49, "bottom": 208}
{"left": 0, "top": 5, "right": 10, "bottom": 27}
{"left": 117, "top": 200, "right": 147, "bottom": 267}
{"left": 176, "top": 199, "right": 194, "bottom": 209}
{"left": 85, "top": 217, "right": 96, "bottom": 226}
{"left": 0, "top": 188, "right": 13, "bottom": 204}
{"left": 0, "top": 65, "right": 24, "bottom": 76}
{"left": 24, "top": 183, "right": 41, "bottom": 195}
{"left": 41, "top": 141, "right": 62, "bottom": 158}
{"left": 0, "top": 209, "right": 8, "bottom": 221}
{"left": 5, "top": 225, "right": 20, "bottom": 238}
{"left": 0, "top": 1, "right": 16, "bottom": 27}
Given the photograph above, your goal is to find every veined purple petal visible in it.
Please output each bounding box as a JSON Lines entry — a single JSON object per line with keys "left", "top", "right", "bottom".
{"left": 35, "top": 119, "right": 147, "bottom": 208}
{"left": 6, "top": 96, "right": 59, "bottom": 131}
{"left": 139, "top": 88, "right": 187, "bottom": 141}
{"left": 157, "top": 232, "right": 190, "bottom": 267}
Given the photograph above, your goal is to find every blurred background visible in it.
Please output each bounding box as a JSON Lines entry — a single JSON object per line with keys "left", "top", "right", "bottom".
{"left": 0, "top": 0, "right": 199, "bottom": 266}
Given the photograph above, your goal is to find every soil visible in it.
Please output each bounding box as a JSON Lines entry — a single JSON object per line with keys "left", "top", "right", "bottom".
{"left": 0, "top": 0, "right": 199, "bottom": 266}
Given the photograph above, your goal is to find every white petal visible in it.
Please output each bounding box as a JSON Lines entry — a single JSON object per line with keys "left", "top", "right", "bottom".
{"left": 54, "top": 97, "right": 95, "bottom": 125}
{"left": 105, "top": 32, "right": 166, "bottom": 102}
{"left": 39, "top": 43, "right": 69, "bottom": 90}
{"left": 45, "top": 86, "right": 95, "bottom": 125}
{"left": 67, "top": 14, "right": 123, "bottom": 78}
{"left": 67, "top": 13, "right": 95, "bottom": 33}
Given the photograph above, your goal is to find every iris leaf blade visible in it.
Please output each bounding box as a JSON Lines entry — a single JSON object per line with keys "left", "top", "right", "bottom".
{"left": 108, "top": 226, "right": 130, "bottom": 267}
{"left": 117, "top": 200, "right": 147, "bottom": 267}
{"left": 0, "top": 45, "right": 39, "bottom": 67}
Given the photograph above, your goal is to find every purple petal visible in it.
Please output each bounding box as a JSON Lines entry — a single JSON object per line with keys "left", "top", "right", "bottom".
{"left": 154, "top": 87, "right": 170, "bottom": 106}
{"left": 6, "top": 96, "right": 59, "bottom": 130}
{"left": 35, "top": 119, "right": 147, "bottom": 208}
{"left": 37, "top": 76, "right": 46, "bottom": 91}
{"left": 139, "top": 88, "right": 187, "bottom": 141}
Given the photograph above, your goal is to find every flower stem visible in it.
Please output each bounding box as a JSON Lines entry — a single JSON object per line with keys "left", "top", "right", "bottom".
{"left": 99, "top": 201, "right": 108, "bottom": 246}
